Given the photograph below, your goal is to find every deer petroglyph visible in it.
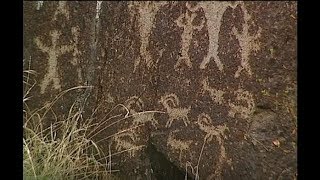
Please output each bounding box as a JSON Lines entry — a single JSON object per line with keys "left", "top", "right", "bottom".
{"left": 159, "top": 93, "right": 191, "bottom": 128}
{"left": 174, "top": 2, "right": 204, "bottom": 71}
{"left": 125, "top": 96, "right": 158, "bottom": 128}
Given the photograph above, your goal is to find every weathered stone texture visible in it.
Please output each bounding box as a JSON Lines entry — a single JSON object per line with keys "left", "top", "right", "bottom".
{"left": 24, "top": 1, "right": 297, "bottom": 179}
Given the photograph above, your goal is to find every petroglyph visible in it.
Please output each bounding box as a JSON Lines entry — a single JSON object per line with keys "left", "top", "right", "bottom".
{"left": 197, "top": 113, "right": 228, "bottom": 146}
{"left": 53, "top": 1, "right": 70, "bottom": 21}
{"left": 129, "top": 1, "right": 167, "bottom": 72}
{"left": 36, "top": 1, "right": 43, "bottom": 10}
{"left": 70, "top": 26, "right": 83, "bottom": 84}
{"left": 167, "top": 130, "right": 193, "bottom": 162}
{"left": 174, "top": 2, "right": 204, "bottom": 71}
{"left": 95, "top": 1, "right": 102, "bottom": 19}
{"left": 196, "top": 113, "right": 229, "bottom": 179}
{"left": 199, "top": 1, "right": 240, "bottom": 71}
{"left": 232, "top": 3, "right": 262, "bottom": 78}
{"left": 159, "top": 93, "right": 191, "bottom": 128}
{"left": 228, "top": 88, "right": 255, "bottom": 119}
{"left": 201, "top": 77, "right": 225, "bottom": 105}
{"left": 125, "top": 96, "right": 158, "bottom": 128}
{"left": 35, "top": 30, "right": 74, "bottom": 93}
{"left": 113, "top": 131, "right": 141, "bottom": 158}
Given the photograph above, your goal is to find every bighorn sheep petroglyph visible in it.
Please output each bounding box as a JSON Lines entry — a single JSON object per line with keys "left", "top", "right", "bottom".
{"left": 159, "top": 93, "right": 191, "bottom": 128}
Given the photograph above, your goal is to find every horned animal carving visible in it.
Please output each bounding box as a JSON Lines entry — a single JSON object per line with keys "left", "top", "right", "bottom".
{"left": 167, "top": 130, "right": 193, "bottom": 162}
{"left": 124, "top": 96, "right": 158, "bottom": 128}
{"left": 113, "top": 131, "right": 141, "bottom": 157}
{"left": 159, "top": 93, "right": 191, "bottom": 128}
{"left": 196, "top": 113, "right": 229, "bottom": 179}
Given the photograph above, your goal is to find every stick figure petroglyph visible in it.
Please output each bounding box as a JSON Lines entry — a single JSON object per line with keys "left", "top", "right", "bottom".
{"left": 174, "top": 2, "right": 204, "bottom": 71}
{"left": 53, "top": 1, "right": 70, "bottom": 21}
{"left": 196, "top": 113, "right": 229, "bottom": 179}
{"left": 159, "top": 93, "right": 191, "bottom": 128}
{"left": 130, "top": 1, "right": 167, "bottom": 72}
{"left": 232, "top": 3, "right": 262, "bottom": 78}
{"left": 198, "top": 1, "right": 240, "bottom": 71}
{"left": 167, "top": 130, "right": 193, "bottom": 162}
{"left": 36, "top": 1, "right": 44, "bottom": 10}
{"left": 34, "top": 30, "right": 75, "bottom": 94}
{"left": 124, "top": 96, "right": 158, "bottom": 128}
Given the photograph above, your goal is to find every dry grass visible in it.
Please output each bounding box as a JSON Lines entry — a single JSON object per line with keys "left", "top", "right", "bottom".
{"left": 23, "top": 59, "right": 116, "bottom": 180}
{"left": 23, "top": 58, "right": 167, "bottom": 179}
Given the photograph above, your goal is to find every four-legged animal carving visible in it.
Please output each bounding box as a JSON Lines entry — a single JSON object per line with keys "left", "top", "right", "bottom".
{"left": 196, "top": 113, "right": 229, "bottom": 179}
{"left": 113, "top": 131, "right": 141, "bottom": 157}
{"left": 167, "top": 130, "right": 193, "bottom": 162}
{"left": 125, "top": 96, "right": 158, "bottom": 128}
{"left": 159, "top": 93, "right": 191, "bottom": 128}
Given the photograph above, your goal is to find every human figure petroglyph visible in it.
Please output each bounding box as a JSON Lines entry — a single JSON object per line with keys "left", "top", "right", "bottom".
{"left": 174, "top": 2, "right": 204, "bottom": 71}
{"left": 232, "top": 2, "right": 262, "bottom": 78}
{"left": 228, "top": 88, "right": 255, "bottom": 119}
{"left": 70, "top": 26, "right": 83, "bottom": 84}
{"left": 53, "top": 1, "right": 70, "bottom": 21}
{"left": 201, "top": 77, "right": 225, "bottom": 105}
{"left": 159, "top": 93, "right": 191, "bottom": 128}
{"left": 36, "top": 1, "right": 44, "bottom": 10}
{"left": 124, "top": 96, "right": 158, "bottom": 128}
{"left": 95, "top": 1, "right": 102, "bottom": 19}
{"left": 130, "top": 1, "right": 167, "bottom": 72}
{"left": 34, "top": 30, "right": 76, "bottom": 94}
{"left": 196, "top": 113, "right": 229, "bottom": 179}
{"left": 113, "top": 131, "right": 141, "bottom": 157}
{"left": 199, "top": 1, "right": 240, "bottom": 71}
{"left": 167, "top": 130, "right": 193, "bottom": 162}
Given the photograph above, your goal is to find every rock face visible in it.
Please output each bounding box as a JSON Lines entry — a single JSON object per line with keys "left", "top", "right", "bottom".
{"left": 24, "top": 1, "right": 297, "bottom": 179}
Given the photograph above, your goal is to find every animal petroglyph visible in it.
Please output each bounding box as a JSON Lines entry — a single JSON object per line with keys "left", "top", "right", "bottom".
{"left": 174, "top": 2, "right": 204, "bottom": 71}
{"left": 167, "top": 130, "right": 193, "bottom": 162}
{"left": 228, "top": 88, "right": 255, "bottom": 119}
{"left": 198, "top": 1, "right": 240, "bottom": 71}
{"left": 113, "top": 131, "right": 141, "bottom": 158}
{"left": 232, "top": 3, "right": 262, "bottom": 78}
{"left": 34, "top": 30, "right": 77, "bottom": 94}
{"left": 196, "top": 113, "right": 229, "bottom": 179}
{"left": 130, "top": 1, "right": 167, "bottom": 72}
{"left": 197, "top": 113, "right": 228, "bottom": 146}
{"left": 53, "top": 1, "right": 70, "bottom": 21}
{"left": 159, "top": 93, "right": 191, "bottom": 128}
{"left": 125, "top": 96, "right": 158, "bottom": 128}
{"left": 201, "top": 77, "right": 226, "bottom": 105}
